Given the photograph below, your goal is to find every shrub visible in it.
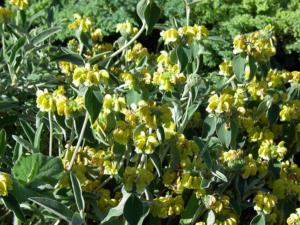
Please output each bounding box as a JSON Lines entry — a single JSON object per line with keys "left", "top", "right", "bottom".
{"left": 0, "top": 1, "right": 300, "bottom": 225}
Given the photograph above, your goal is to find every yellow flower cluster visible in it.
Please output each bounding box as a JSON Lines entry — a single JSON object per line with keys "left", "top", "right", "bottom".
{"left": 137, "top": 100, "right": 173, "bottom": 129}
{"left": 271, "top": 161, "right": 300, "bottom": 200}
{"left": 9, "top": 0, "right": 29, "bottom": 10}
{"left": 253, "top": 191, "right": 277, "bottom": 214}
{"left": 91, "top": 28, "right": 103, "bottom": 43}
{"left": 134, "top": 128, "right": 159, "bottom": 154}
{"left": 242, "top": 154, "right": 257, "bottom": 179}
{"left": 151, "top": 195, "right": 184, "bottom": 218}
{"left": 258, "top": 139, "right": 287, "bottom": 161}
{"left": 0, "top": 172, "right": 13, "bottom": 196}
{"left": 97, "top": 189, "right": 120, "bottom": 212}
{"left": 280, "top": 100, "right": 300, "bottom": 121}
{"left": 205, "top": 195, "right": 230, "bottom": 214}
{"left": 0, "top": 7, "right": 11, "bottom": 23}
{"left": 206, "top": 93, "right": 234, "bottom": 114}
{"left": 68, "top": 14, "right": 91, "bottom": 32}
{"left": 113, "top": 121, "right": 131, "bottom": 145}
{"left": 116, "top": 20, "right": 138, "bottom": 36}
{"left": 153, "top": 51, "right": 186, "bottom": 91}
{"left": 73, "top": 64, "right": 109, "bottom": 87}
{"left": 219, "top": 60, "right": 233, "bottom": 77}
{"left": 246, "top": 80, "right": 267, "bottom": 100}
{"left": 59, "top": 61, "right": 77, "bottom": 76}
{"left": 125, "top": 42, "right": 148, "bottom": 62}
{"left": 161, "top": 25, "right": 208, "bottom": 45}
{"left": 123, "top": 167, "right": 154, "bottom": 193}
{"left": 233, "top": 25, "right": 276, "bottom": 62}
{"left": 287, "top": 208, "right": 300, "bottom": 225}
{"left": 102, "top": 94, "right": 126, "bottom": 114}
{"left": 36, "top": 86, "right": 83, "bottom": 116}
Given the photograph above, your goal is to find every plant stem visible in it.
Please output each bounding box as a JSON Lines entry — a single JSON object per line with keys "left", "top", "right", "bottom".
{"left": 184, "top": 0, "right": 190, "bottom": 25}
{"left": 67, "top": 112, "right": 89, "bottom": 171}
{"left": 48, "top": 111, "right": 53, "bottom": 157}
{"left": 100, "top": 23, "right": 146, "bottom": 64}
{"left": 13, "top": 215, "right": 21, "bottom": 225}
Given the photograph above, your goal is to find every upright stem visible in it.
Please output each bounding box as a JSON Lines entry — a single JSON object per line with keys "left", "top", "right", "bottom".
{"left": 184, "top": 0, "right": 190, "bottom": 25}
{"left": 13, "top": 215, "right": 21, "bottom": 225}
{"left": 67, "top": 112, "right": 89, "bottom": 171}
{"left": 48, "top": 111, "right": 53, "bottom": 157}
{"left": 100, "top": 23, "right": 146, "bottom": 64}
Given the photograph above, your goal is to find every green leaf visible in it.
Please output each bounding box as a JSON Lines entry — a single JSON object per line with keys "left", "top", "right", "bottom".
{"left": 29, "top": 197, "right": 73, "bottom": 222}
{"left": 71, "top": 212, "right": 85, "bottom": 225}
{"left": 70, "top": 172, "right": 85, "bottom": 212}
{"left": 149, "top": 153, "right": 162, "bottom": 177}
{"left": 144, "top": 1, "right": 161, "bottom": 34}
{"left": 84, "top": 88, "right": 102, "bottom": 123}
{"left": 12, "top": 153, "right": 63, "bottom": 188}
{"left": 9, "top": 36, "right": 26, "bottom": 64}
{"left": 52, "top": 53, "right": 85, "bottom": 66}
{"left": 30, "top": 27, "right": 61, "bottom": 46}
{"left": 102, "top": 190, "right": 131, "bottom": 223}
{"left": 12, "top": 135, "right": 35, "bottom": 152}
{"left": 126, "top": 89, "right": 142, "bottom": 106}
{"left": 176, "top": 45, "right": 189, "bottom": 72}
{"left": 256, "top": 100, "right": 268, "bottom": 117}
{"left": 206, "top": 210, "right": 215, "bottom": 225}
{"left": 232, "top": 54, "right": 247, "bottom": 81}
{"left": 137, "top": 0, "right": 148, "bottom": 23}
{"left": 137, "top": 202, "right": 150, "bottom": 225}
{"left": 2, "top": 194, "right": 25, "bottom": 222}
{"left": 212, "top": 170, "right": 228, "bottom": 182}
{"left": 202, "top": 115, "right": 217, "bottom": 138}
{"left": 20, "top": 120, "right": 35, "bottom": 145}
{"left": 180, "top": 193, "right": 199, "bottom": 225}
{"left": 250, "top": 214, "right": 265, "bottom": 225}
{"left": 33, "top": 123, "right": 44, "bottom": 152}
{"left": 216, "top": 121, "right": 231, "bottom": 148}
{"left": 0, "top": 129, "right": 6, "bottom": 159}
{"left": 124, "top": 194, "right": 144, "bottom": 225}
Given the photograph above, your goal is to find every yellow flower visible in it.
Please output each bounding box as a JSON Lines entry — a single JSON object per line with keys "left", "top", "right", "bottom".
{"left": 9, "top": 0, "right": 29, "bottom": 10}
{"left": 233, "top": 35, "right": 247, "bottom": 54}
{"left": 287, "top": 208, "right": 300, "bottom": 225}
{"left": 73, "top": 64, "right": 109, "bottom": 87}
{"left": 253, "top": 191, "right": 277, "bottom": 214}
{"left": 219, "top": 60, "right": 233, "bottom": 77}
{"left": 113, "top": 121, "right": 131, "bottom": 145}
{"left": 36, "top": 89, "right": 56, "bottom": 112}
{"left": 258, "top": 139, "right": 287, "bottom": 161}
{"left": 123, "top": 167, "right": 153, "bottom": 193}
{"left": 151, "top": 195, "right": 184, "bottom": 218}
{"left": 120, "top": 72, "right": 135, "bottom": 88}
{"left": 0, "top": 7, "right": 11, "bottom": 23}
{"left": 116, "top": 20, "right": 138, "bottom": 36}
{"left": 134, "top": 129, "right": 158, "bottom": 154}
{"left": 125, "top": 42, "right": 148, "bottom": 62}
{"left": 138, "top": 101, "right": 173, "bottom": 129}
{"left": 97, "top": 189, "right": 119, "bottom": 212}
{"left": 68, "top": 14, "right": 91, "bottom": 32}
{"left": 206, "top": 93, "right": 234, "bottom": 114}
{"left": 161, "top": 28, "right": 178, "bottom": 45}
{"left": 91, "top": 28, "right": 103, "bottom": 43}
{"left": 242, "top": 154, "right": 257, "bottom": 179}
{"left": 59, "top": 61, "right": 76, "bottom": 75}
{"left": 0, "top": 172, "right": 13, "bottom": 196}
